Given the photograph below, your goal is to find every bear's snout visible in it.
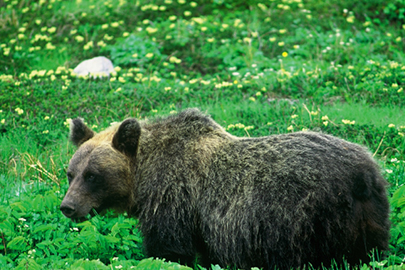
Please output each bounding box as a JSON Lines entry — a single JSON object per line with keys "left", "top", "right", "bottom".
{"left": 60, "top": 201, "right": 76, "bottom": 218}
{"left": 60, "top": 190, "right": 96, "bottom": 220}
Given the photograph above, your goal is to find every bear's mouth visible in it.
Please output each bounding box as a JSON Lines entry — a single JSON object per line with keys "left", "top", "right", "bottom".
{"left": 71, "top": 216, "right": 89, "bottom": 223}
{"left": 70, "top": 207, "right": 101, "bottom": 223}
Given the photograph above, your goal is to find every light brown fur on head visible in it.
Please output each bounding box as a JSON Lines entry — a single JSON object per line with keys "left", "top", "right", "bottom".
{"left": 60, "top": 119, "right": 136, "bottom": 220}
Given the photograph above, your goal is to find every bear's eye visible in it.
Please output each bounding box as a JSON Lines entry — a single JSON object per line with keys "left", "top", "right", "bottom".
{"left": 85, "top": 173, "right": 96, "bottom": 183}
{"left": 67, "top": 172, "right": 74, "bottom": 184}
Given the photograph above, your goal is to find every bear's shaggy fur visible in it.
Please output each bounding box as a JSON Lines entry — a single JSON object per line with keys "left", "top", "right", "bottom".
{"left": 60, "top": 109, "right": 390, "bottom": 269}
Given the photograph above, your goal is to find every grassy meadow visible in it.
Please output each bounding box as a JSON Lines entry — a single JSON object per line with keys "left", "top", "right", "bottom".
{"left": 1, "top": 0, "right": 405, "bottom": 269}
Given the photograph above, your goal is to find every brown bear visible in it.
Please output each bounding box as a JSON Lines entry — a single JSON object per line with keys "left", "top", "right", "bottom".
{"left": 60, "top": 108, "right": 390, "bottom": 269}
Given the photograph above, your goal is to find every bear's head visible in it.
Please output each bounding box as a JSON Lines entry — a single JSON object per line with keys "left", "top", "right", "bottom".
{"left": 60, "top": 118, "right": 141, "bottom": 221}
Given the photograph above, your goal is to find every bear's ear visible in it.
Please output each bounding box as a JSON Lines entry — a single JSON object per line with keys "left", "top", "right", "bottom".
{"left": 69, "top": 118, "right": 95, "bottom": 147}
{"left": 112, "top": 119, "right": 141, "bottom": 158}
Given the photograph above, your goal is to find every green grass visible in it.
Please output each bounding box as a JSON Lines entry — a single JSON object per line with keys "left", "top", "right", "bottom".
{"left": 320, "top": 102, "right": 405, "bottom": 129}
{"left": 1, "top": 0, "right": 405, "bottom": 269}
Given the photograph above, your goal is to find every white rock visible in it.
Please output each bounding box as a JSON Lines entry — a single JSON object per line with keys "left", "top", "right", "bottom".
{"left": 73, "top": 56, "right": 114, "bottom": 78}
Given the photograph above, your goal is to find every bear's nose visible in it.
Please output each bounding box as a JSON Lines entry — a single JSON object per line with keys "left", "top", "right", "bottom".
{"left": 60, "top": 204, "right": 76, "bottom": 217}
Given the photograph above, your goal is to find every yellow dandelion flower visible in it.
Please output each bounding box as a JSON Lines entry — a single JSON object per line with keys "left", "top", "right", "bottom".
{"left": 104, "top": 34, "right": 113, "bottom": 41}
{"left": 201, "top": 80, "right": 210, "bottom": 85}
{"left": 63, "top": 118, "right": 72, "bottom": 126}
{"left": 46, "top": 43, "right": 56, "bottom": 50}
{"left": 83, "top": 41, "right": 93, "bottom": 50}
{"left": 146, "top": 27, "right": 158, "bottom": 34}
{"left": 97, "top": 40, "right": 107, "bottom": 47}
{"left": 75, "top": 35, "right": 84, "bottom": 42}
{"left": 48, "top": 27, "right": 57, "bottom": 33}
{"left": 243, "top": 37, "right": 252, "bottom": 43}
{"left": 342, "top": 119, "right": 355, "bottom": 125}
{"left": 15, "top": 108, "right": 24, "bottom": 115}
{"left": 169, "top": 56, "right": 182, "bottom": 64}
{"left": 346, "top": 16, "right": 355, "bottom": 23}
